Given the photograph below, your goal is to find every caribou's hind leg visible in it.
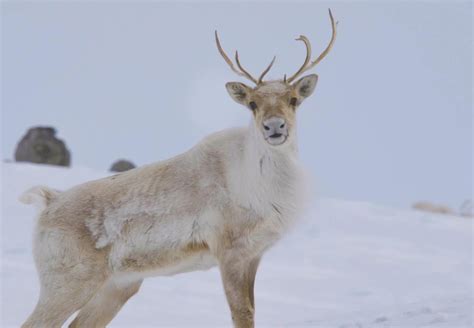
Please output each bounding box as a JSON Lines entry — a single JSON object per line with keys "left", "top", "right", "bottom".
{"left": 69, "top": 278, "right": 143, "bottom": 328}
{"left": 22, "top": 272, "right": 103, "bottom": 328}
{"left": 22, "top": 219, "right": 109, "bottom": 328}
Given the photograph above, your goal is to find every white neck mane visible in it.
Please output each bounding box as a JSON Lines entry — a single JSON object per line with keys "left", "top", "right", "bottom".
{"left": 226, "top": 121, "right": 308, "bottom": 227}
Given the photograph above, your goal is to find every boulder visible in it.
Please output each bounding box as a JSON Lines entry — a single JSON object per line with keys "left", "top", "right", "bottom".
{"left": 110, "top": 159, "right": 136, "bottom": 172}
{"left": 15, "top": 127, "right": 70, "bottom": 167}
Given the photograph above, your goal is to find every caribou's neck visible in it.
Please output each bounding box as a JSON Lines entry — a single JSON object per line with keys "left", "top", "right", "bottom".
{"left": 236, "top": 120, "right": 301, "bottom": 202}
{"left": 233, "top": 121, "right": 306, "bottom": 225}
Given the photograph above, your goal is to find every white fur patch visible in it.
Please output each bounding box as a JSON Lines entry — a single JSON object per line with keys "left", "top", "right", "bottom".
{"left": 256, "top": 81, "right": 289, "bottom": 95}
{"left": 19, "top": 186, "right": 60, "bottom": 212}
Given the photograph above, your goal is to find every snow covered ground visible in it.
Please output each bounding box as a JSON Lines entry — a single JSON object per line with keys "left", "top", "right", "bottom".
{"left": 1, "top": 163, "right": 472, "bottom": 327}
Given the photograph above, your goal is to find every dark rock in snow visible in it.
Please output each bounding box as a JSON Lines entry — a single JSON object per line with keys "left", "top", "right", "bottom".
{"left": 110, "top": 159, "right": 136, "bottom": 172}
{"left": 15, "top": 127, "right": 71, "bottom": 167}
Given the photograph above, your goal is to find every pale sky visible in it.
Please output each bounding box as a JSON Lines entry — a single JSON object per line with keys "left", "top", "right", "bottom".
{"left": 2, "top": 1, "right": 472, "bottom": 209}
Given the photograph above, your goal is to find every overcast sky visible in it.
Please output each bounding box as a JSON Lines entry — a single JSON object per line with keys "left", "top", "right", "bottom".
{"left": 2, "top": 1, "right": 472, "bottom": 209}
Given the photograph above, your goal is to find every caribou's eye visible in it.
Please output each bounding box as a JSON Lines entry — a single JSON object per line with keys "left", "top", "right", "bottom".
{"left": 290, "top": 97, "right": 298, "bottom": 106}
{"left": 249, "top": 101, "right": 257, "bottom": 111}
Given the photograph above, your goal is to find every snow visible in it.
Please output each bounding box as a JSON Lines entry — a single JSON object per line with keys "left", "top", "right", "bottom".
{"left": 1, "top": 163, "right": 472, "bottom": 327}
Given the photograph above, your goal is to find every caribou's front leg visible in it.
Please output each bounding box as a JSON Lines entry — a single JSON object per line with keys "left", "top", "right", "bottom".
{"left": 218, "top": 251, "right": 260, "bottom": 328}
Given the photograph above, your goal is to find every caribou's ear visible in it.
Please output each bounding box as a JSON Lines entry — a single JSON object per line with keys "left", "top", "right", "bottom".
{"left": 225, "top": 82, "right": 252, "bottom": 105}
{"left": 293, "top": 74, "right": 318, "bottom": 98}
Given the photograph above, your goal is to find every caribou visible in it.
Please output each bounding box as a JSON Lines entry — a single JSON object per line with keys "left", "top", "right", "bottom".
{"left": 21, "top": 9, "right": 337, "bottom": 328}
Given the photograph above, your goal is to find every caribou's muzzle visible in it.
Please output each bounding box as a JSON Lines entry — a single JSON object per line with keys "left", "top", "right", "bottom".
{"left": 263, "top": 117, "right": 288, "bottom": 145}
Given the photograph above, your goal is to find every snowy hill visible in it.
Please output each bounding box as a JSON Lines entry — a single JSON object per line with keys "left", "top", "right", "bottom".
{"left": 1, "top": 163, "right": 472, "bottom": 327}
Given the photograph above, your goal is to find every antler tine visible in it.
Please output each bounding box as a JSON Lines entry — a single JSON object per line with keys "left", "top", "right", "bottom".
{"left": 235, "top": 51, "right": 258, "bottom": 84}
{"left": 285, "top": 8, "right": 337, "bottom": 84}
{"left": 215, "top": 31, "right": 257, "bottom": 84}
{"left": 215, "top": 31, "right": 239, "bottom": 75}
{"left": 286, "top": 35, "right": 312, "bottom": 84}
{"left": 257, "top": 56, "right": 276, "bottom": 84}
{"left": 307, "top": 9, "right": 337, "bottom": 69}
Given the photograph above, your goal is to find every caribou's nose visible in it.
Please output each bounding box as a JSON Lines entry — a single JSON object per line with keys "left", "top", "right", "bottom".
{"left": 263, "top": 117, "right": 287, "bottom": 138}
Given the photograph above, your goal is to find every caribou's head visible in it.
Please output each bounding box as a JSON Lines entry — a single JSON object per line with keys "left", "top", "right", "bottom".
{"left": 216, "top": 9, "right": 337, "bottom": 146}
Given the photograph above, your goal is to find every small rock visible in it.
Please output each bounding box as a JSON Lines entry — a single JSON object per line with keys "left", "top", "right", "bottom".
{"left": 374, "top": 316, "right": 388, "bottom": 323}
{"left": 110, "top": 159, "right": 136, "bottom": 172}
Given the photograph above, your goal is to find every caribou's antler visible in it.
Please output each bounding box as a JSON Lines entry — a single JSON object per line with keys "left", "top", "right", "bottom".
{"left": 285, "top": 9, "right": 337, "bottom": 84}
{"left": 215, "top": 31, "right": 275, "bottom": 85}
{"left": 258, "top": 56, "right": 276, "bottom": 84}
